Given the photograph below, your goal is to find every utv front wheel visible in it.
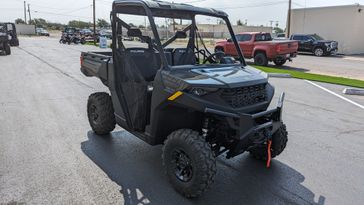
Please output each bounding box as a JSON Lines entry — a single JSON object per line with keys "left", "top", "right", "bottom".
{"left": 249, "top": 124, "right": 288, "bottom": 160}
{"left": 87, "top": 92, "right": 116, "bottom": 135}
{"left": 162, "top": 129, "right": 216, "bottom": 198}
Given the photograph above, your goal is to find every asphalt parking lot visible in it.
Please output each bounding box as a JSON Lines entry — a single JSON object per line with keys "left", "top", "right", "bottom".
{"left": 1, "top": 37, "right": 364, "bottom": 205}
{"left": 246, "top": 53, "right": 364, "bottom": 81}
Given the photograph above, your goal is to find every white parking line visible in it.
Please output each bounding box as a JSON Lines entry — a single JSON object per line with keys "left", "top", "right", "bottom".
{"left": 305, "top": 80, "right": 364, "bottom": 110}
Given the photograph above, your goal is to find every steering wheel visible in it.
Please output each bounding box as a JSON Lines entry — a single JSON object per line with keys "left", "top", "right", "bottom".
{"left": 203, "top": 51, "right": 226, "bottom": 64}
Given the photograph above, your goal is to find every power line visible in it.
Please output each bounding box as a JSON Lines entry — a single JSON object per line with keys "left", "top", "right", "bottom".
{"left": 60, "top": 5, "right": 92, "bottom": 14}
{"left": 219, "top": 1, "right": 288, "bottom": 10}
{"left": 32, "top": 10, "right": 91, "bottom": 19}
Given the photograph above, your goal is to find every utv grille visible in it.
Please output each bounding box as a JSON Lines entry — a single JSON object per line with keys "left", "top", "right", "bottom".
{"left": 221, "top": 84, "right": 267, "bottom": 108}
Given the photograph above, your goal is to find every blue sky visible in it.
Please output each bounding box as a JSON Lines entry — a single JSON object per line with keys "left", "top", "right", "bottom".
{"left": 1, "top": 0, "right": 363, "bottom": 28}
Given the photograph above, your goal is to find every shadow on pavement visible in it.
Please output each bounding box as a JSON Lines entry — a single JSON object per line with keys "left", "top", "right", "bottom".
{"left": 81, "top": 130, "right": 325, "bottom": 205}
{"left": 246, "top": 61, "right": 310, "bottom": 73}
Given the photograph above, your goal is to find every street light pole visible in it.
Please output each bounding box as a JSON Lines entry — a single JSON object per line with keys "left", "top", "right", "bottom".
{"left": 287, "top": 0, "right": 292, "bottom": 37}
{"left": 28, "top": 4, "right": 32, "bottom": 24}
{"left": 24, "top": 1, "right": 27, "bottom": 24}
{"left": 93, "top": 0, "right": 96, "bottom": 45}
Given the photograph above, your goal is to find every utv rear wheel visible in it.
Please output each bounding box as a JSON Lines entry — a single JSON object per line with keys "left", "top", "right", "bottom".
{"left": 254, "top": 52, "right": 268, "bottom": 66}
{"left": 87, "top": 92, "right": 116, "bottom": 135}
{"left": 4, "top": 43, "right": 11, "bottom": 55}
{"left": 162, "top": 129, "right": 216, "bottom": 198}
{"left": 249, "top": 124, "right": 288, "bottom": 161}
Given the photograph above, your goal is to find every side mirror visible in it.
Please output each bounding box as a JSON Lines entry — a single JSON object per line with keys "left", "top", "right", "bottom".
{"left": 227, "top": 38, "right": 232, "bottom": 42}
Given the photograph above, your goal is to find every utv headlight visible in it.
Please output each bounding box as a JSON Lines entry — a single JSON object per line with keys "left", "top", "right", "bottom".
{"left": 187, "top": 87, "right": 219, "bottom": 96}
{"left": 325, "top": 42, "right": 331, "bottom": 48}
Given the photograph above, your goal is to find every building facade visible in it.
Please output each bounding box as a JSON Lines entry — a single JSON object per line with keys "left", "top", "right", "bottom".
{"left": 290, "top": 4, "right": 364, "bottom": 54}
{"left": 170, "top": 24, "right": 272, "bottom": 39}
{"left": 15, "top": 24, "right": 36, "bottom": 35}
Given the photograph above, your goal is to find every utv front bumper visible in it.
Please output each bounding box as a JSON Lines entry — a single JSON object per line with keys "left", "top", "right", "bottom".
{"left": 205, "top": 93, "right": 285, "bottom": 158}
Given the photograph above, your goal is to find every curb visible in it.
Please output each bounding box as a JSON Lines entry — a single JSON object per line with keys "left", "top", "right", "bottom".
{"left": 343, "top": 88, "right": 364, "bottom": 96}
{"left": 268, "top": 73, "right": 292, "bottom": 78}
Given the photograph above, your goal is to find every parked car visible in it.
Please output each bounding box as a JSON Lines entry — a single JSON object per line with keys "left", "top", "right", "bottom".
{"left": 0, "top": 23, "right": 11, "bottom": 55}
{"left": 64, "top": 27, "right": 79, "bottom": 35}
{"left": 215, "top": 32, "right": 298, "bottom": 66}
{"left": 80, "top": 0, "right": 288, "bottom": 198}
{"left": 36, "top": 28, "right": 50, "bottom": 36}
{"left": 276, "top": 33, "right": 286, "bottom": 38}
{"left": 80, "top": 28, "right": 93, "bottom": 37}
{"left": 98, "top": 29, "right": 112, "bottom": 39}
{"left": 290, "top": 34, "right": 338, "bottom": 57}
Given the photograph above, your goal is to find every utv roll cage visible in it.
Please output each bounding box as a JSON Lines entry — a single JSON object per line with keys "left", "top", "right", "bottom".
{"left": 111, "top": 0, "right": 246, "bottom": 69}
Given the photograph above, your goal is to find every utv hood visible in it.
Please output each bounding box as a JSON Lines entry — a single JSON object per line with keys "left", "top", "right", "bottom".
{"left": 169, "top": 65, "right": 268, "bottom": 88}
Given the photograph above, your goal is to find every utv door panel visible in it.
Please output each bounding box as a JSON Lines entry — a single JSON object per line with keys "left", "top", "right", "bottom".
{"left": 114, "top": 48, "right": 160, "bottom": 131}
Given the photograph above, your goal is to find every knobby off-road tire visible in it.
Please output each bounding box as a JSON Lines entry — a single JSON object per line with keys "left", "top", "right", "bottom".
{"left": 249, "top": 124, "right": 288, "bottom": 161}
{"left": 162, "top": 129, "right": 217, "bottom": 198}
{"left": 254, "top": 52, "right": 268, "bottom": 66}
{"left": 87, "top": 92, "right": 116, "bottom": 135}
{"left": 4, "top": 43, "right": 11, "bottom": 55}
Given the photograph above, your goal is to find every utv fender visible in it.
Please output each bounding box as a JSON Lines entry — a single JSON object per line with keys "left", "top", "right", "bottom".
{"left": 151, "top": 104, "right": 204, "bottom": 145}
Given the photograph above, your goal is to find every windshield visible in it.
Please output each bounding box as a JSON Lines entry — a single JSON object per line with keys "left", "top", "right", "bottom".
{"left": 114, "top": 12, "right": 244, "bottom": 68}
{"left": 311, "top": 34, "right": 324, "bottom": 40}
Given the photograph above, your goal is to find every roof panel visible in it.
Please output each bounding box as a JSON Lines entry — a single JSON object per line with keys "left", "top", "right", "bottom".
{"left": 112, "top": 0, "right": 228, "bottom": 19}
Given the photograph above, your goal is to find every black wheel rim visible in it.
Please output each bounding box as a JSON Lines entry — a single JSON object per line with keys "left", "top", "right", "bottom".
{"left": 89, "top": 105, "right": 99, "bottom": 124}
{"left": 256, "top": 57, "right": 263, "bottom": 65}
{"left": 172, "top": 149, "right": 193, "bottom": 182}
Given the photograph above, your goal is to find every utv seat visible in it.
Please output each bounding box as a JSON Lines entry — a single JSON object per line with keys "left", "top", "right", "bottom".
{"left": 173, "top": 48, "right": 196, "bottom": 66}
{"left": 124, "top": 48, "right": 161, "bottom": 82}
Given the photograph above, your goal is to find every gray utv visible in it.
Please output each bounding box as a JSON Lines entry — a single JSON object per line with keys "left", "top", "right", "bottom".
{"left": 0, "top": 23, "right": 11, "bottom": 55}
{"left": 81, "top": 0, "right": 288, "bottom": 198}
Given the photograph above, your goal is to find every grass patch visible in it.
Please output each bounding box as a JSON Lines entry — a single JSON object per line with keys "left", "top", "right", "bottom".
{"left": 84, "top": 41, "right": 99, "bottom": 46}
{"left": 254, "top": 66, "right": 364, "bottom": 89}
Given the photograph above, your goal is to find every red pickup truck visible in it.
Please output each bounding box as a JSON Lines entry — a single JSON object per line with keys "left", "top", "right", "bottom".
{"left": 215, "top": 32, "right": 298, "bottom": 66}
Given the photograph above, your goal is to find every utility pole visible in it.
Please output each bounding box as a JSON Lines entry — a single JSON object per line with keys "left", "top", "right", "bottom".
{"left": 27, "top": 4, "right": 32, "bottom": 24}
{"left": 93, "top": 0, "right": 96, "bottom": 45}
{"left": 24, "top": 1, "right": 27, "bottom": 24}
{"left": 269, "top": 20, "right": 274, "bottom": 28}
{"left": 287, "top": 0, "right": 292, "bottom": 37}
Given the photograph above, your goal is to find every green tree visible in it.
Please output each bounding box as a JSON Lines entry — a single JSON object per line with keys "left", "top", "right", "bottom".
{"left": 274, "top": 27, "right": 284, "bottom": 34}
{"left": 237, "top": 19, "right": 243, "bottom": 26}
{"left": 218, "top": 20, "right": 226, "bottom": 25}
{"left": 68, "top": 20, "right": 92, "bottom": 29}
{"left": 15, "top": 18, "right": 25, "bottom": 24}
{"left": 29, "top": 18, "right": 47, "bottom": 27}
{"left": 97, "top": 19, "right": 110, "bottom": 28}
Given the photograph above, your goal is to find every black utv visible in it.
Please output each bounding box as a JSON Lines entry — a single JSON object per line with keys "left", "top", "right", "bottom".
{"left": 81, "top": 0, "right": 288, "bottom": 198}
{"left": 0, "top": 23, "right": 11, "bottom": 55}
